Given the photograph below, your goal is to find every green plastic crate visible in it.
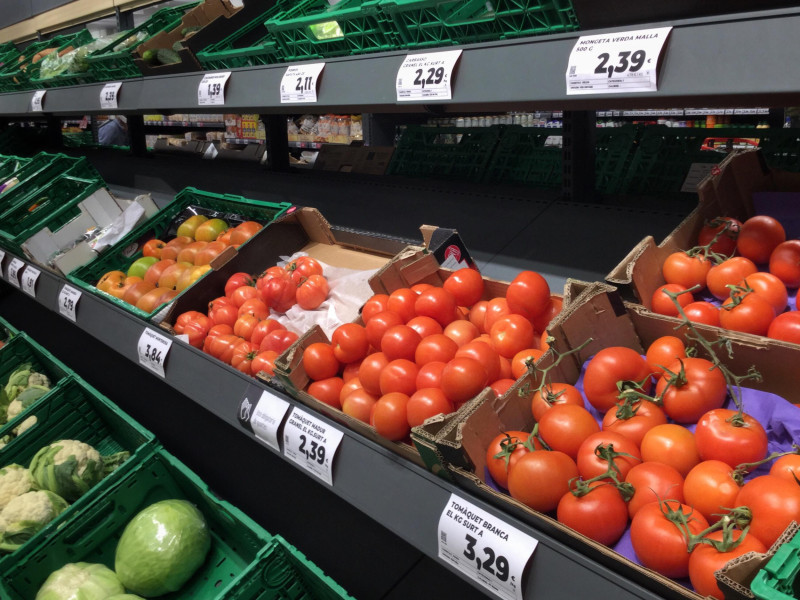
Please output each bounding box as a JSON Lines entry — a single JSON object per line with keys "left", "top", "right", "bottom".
{"left": 0, "top": 43, "right": 20, "bottom": 73}
{"left": 67, "top": 187, "right": 291, "bottom": 321}
{"left": 266, "top": 0, "right": 399, "bottom": 61}
{"left": 483, "top": 125, "right": 561, "bottom": 186}
{"left": 380, "top": 0, "right": 579, "bottom": 48}
{"left": 0, "top": 314, "right": 18, "bottom": 346}
{"left": 0, "top": 377, "right": 156, "bottom": 572}
{"left": 227, "top": 536, "right": 354, "bottom": 600}
{"left": 4, "top": 449, "right": 272, "bottom": 600}
{"left": 756, "top": 128, "right": 800, "bottom": 173}
{"left": 594, "top": 125, "right": 642, "bottom": 195}
{"left": 751, "top": 530, "right": 800, "bottom": 600}
{"left": 86, "top": 3, "right": 200, "bottom": 81}
{"left": 0, "top": 30, "right": 93, "bottom": 92}
{"left": 0, "top": 155, "right": 31, "bottom": 181}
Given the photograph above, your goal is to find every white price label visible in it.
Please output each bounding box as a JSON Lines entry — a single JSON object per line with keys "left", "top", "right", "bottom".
{"left": 137, "top": 328, "right": 173, "bottom": 377}
{"left": 438, "top": 494, "right": 538, "bottom": 600}
{"left": 280, "top": 63, "right": 325, "bottom": 103}
{"left": 58, "top": 284, "right": 81, "bottom": 322}
{"left": 0, "top": 250, "right": 5, "bottom": 269}
{"left": 243, "top": 390, "right": 290, "bottom": 451}
{"left": 30, "top": 90, "right": 45, "bottom": 112}
{"left": 197, "top": 72, "right": 231, "bottom": 106}
{"left": 99, "top": 82, "right": 122, "bottom": 109}
{"left": 396, "top": 50, "right": 462, "bottom": 101}
{"left": 20, "top": 266, "right": 40, "bottom": 297}
{"left": 6, "top": 258, "right": 24, "bottom": 288}
{"left": 566, "top": 27, "right": 672, "bottom": 95}
{"left": 282, "top": 406, "right": 343, "bottom": 485}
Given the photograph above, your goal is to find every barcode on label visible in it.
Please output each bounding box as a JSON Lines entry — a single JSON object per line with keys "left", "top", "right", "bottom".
{"left": 398, "top": 78, "right": 403, "bottom": 86}
{"left": 440, "top": 531, "right": 447, "bottom": 543}
{"left": 569, "top": 65, "right": 576, "bottom": 75}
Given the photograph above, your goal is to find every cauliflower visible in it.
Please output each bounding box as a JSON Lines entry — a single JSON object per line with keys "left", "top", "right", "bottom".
{"left": 0, "top": 490, "right": 68, "bottom": 552}
{"left": 13, "top": 415, "right": 36, "bottom": 436}
{"left": 6, "top": 399, "right": 22, "bottom": 422}
{"left": 27, "top": 372, "right": 50, "bottom": 388}
{"left": 53, "top": 440, "right": 101, "bottom": 477}
{"left": 0, "top": 464, "right": 37, "bottom": 510}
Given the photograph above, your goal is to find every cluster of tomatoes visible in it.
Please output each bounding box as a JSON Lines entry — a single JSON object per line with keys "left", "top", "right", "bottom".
{"left": 487, "top": 335, "right": 799, "bottom": 599}
{"left": 653, "top": 214, "right": 800, "bottom": 342}
{"left": 171, "top": 255, "right": 331, "bottom": 376}
{"left": 300, "top": 268, "right": 563, "bottom": 443}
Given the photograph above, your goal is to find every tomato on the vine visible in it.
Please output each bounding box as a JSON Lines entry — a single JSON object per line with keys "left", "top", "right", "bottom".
{"left": 557, "top": 482, "right": 629, "bottom": 546}
{"left": 694, "top": 408, "right": 768, "bottom": 468}
{"left": 767, "top": 311, "right": 800, "bottom": 344}
{"left": 601, "top": 400, "right": 667, "bottom": 447}
{"left": 683, "top": 460, "right": 742, "bottom": 524}
{"left": 689, "top": 529, "right": 766, "bottom": 600}
{"left": 707, "top": 257, "right": 758, "bottom": 300}
{"left": 651, "top": 283, "right": 694, "bottom": 317}
{"left": 507, "top": 449, "right": 579, "bottom": 513}
{"left": 530, "top": 382, "right": 583, "bottom": 421}
{"left": 662, "top": 252, "right": 712, "bottom": 290}
{"left": 583, "top": 346, "right": 652, "bottom": 413}
{"left": 697, "top": 216, "right": 741, "bottom": 257}
{"left": 682, "top": 301, "right": 721, "bottom": 327}
{"left": 640, "top": 424, "right": 701, "bottom": 477}
{"left": 655, "top": 357, "right": 727, "bottom": 424}
{"left": 645, "top": 335, "right": 686, "bottom": 377}
{"left": 769, "top": 239, "right": 800, "bottom": 288}
{"left": 537, "top": 404, "right": 600, "bottom": 460}
{"left": 575, "top": 430, "right": 642, "bottom": 482}
{"left": 443, "top": 268, "right": 484, "bottom": 307}
{"left": 769, "top": 454, "right": 800, "bottom": 482}
{"left": 485, "top": 431, "right": 539, "bottom": 489}
{"left": 736, "top": 215, "right": 785, "bottom": 264}
{"left": 736, "top": 475, "right": 800, "bottom": 547}
{"left": 740, "top": 271, "right": 788, "bottom": 315}
{"left": 624, "top": 461, "right": 685, "bottom": 519}
{"left": 720, "top": 290, "right": 775, "bottom": 336}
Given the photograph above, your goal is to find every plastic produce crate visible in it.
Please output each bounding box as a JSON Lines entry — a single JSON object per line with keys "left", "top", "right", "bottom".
{"left": 0, "top": 332, "right": 71, "bottom": 414}
{"left": 85, "top": 3, "right": 200, "bottom": 81}
{"left": 380, "top": 0, "right": 580, "bottom": 48}
{"left": 0, "top": 314, "right": 18, "bottom": 346}
{"left": 0, "top": 30, "right": 93, "bottom": 92}
{"left": 226, "top": 536, "right": 354, "bottom": 600}
{"left": 4, "top": 449, "right": 272, "bottom": 600}
{"left": 0, "top": 377, "right": 156, "bottom": 572}
{"left": 266, "top": 0, "right": 399, "bottom": 61}
{"left": 751, "top": 530, "right": 800, "bottom": 600}
{"left": 594, "top": 124, "right": 641, "bottom": 194}
{"left": 0, "top": 42, "right": 20, "bottom": 73}
{"left": 66, "top": 187, "right": 291, "bottom": 321}
{"left": 483, "top": 125, "right": 561, "bottom": 186}
{"left": 0, "top": 155, "right": 31, "bottom": 181}
{"left": 757, "top": 128, "right": 800, "bottom": 173}
{"left": 28, "top": 29, "right": 98, "bottom": 89}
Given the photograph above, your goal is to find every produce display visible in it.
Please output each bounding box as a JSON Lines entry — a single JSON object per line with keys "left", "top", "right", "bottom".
{"left": 0, "top": 363, "right": 51, "bottom": 445}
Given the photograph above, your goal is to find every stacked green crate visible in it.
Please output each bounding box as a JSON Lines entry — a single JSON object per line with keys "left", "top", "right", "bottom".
{"left": 0, "top": 43, "right": 20, "bottom": 74}
{"left": 483, "top": 126, "right": 561, "bottom": 187}
{"left": 29, "top": 29, "right": 100, "bottom": 88}
{"left": 0, "top": 30, "right": 93, "bottom": 92}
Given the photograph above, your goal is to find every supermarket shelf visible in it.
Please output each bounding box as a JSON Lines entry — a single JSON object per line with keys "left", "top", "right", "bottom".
{"left": 143, "top": 120, "right": 226, "bottom": 128}
{"left": 225, "top": 138, "right": 265, "bottom": 145}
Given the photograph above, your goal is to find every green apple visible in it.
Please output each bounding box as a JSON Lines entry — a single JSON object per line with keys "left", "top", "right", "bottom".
{"left": 127, "top": 256, "right": 159, "bottom": 279}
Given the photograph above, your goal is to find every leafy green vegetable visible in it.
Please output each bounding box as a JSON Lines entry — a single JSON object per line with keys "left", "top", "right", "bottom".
{"left": 35, "top": 562, "right": 124, "bottom": 600}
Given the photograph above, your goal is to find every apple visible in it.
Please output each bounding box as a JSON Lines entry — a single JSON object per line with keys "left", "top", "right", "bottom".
{"left": 126, "top": 256, "right": 158, "bottom": 280}
{"left": 194, "top": 218, "right": 229, "bottom": 242}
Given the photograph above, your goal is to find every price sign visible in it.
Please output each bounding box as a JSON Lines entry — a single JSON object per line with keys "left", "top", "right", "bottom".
{"left": 282, "top": 405, "right": 343, "bottom": 485}
{"left": 58, "top": 284, "right": 81, "bottom": 322}
{"left": 280, "top": 63, "right": 325, "bottom": 103}
{"left": 6, "top": 258, "right": 24, "bottom": 288}
{"left": 137, "top": 328, "right": 173, "bottom": 377}
{"left": 438, "top": 494, "right": 538, "bottom": 600}
{"left": 99, "top": 82, "right": 122, "bottom": 109}
{"left": 0, "top": 250, "right": 5, "bottom": 270}
{"left": 566, "top": 27, "right": 672, "bottom": 95}
{"left": 396, "top": 50, "right": 462, "bottom": 101}
{"left": 20, "top": 266, "right": 40, "bottom": 298}
{"left": 197, "top": 72, "right": 231, "bottom": 106}
{"left": 30, "top": 90, "right": 45, "bottom": 112}
{"left": 240, "top": 390, "right": 290, "bottom": 451}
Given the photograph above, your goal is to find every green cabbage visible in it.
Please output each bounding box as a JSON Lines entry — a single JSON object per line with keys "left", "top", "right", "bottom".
{"left": 115, "top": 499, "right": 211, "bottom": 596}
{"left": 35, "top": 562, "right": 124, "bottom": 600}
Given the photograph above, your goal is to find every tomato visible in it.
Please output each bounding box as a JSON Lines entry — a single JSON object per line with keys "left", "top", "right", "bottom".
{"left": 407, "top": 388, "right": 454, "bottom": 427}
{"left": 361, "top": 294, "right": 389, "bottom": 323}
{"left": 414, "top": 334, "right": 458, "bottom": 366}
{"left": 339, "top": 377, "right": 363, "bottom": 405}
{"left": 365, "top": 310, "right": 404, "bottom": 350}
{"left": 697, "top": 216, "right": 741, "bottom": 257}
{"left": 694, "top": 408, "right": 768, "bottom": 468}
{"left": 530, "top": 382, "right": 583, "bottom": 421}
{"left": 259, "top": 329, "right": 298, "bottom": 354}
{"left": 122, "top": 281, "right": 156, "bottom": 307}
{"left": 489, "top": 314, "right": 535, "bottom": 359}
{"left": 683, "top": 301, "right": 721, "bottom": 327}
{"left": 583, "top": 347, "right": 652, "bottom": 413}
{"left": 662, "top": 252, "right": 712, "bottom": 290}
{"left": 656, "top": 357, "right": 727, "bottom": 423}
{"left": 372, "top": 392, "right": 410, "bottom": 441}
{"left": 230, "top": 284, "right": 259, "bottom": 307}
{"left": 416, "top": 361, "right": 446, "bottom": 390}
{"left": 406, "top": 316, "right": 443, "bottom": 339}
{"left": 490, "top": 378, "right": 515, "bottom": 396}
{"left": 173, "top": 310, "right": 206, "bottom": 334}
{"left": 411, "top": 283, "right": 434, "bottom": 295}
{"left": 381, "top": 324, "right": 422, "bottom": 362}
{"left": 486, "top": 431, "right": 540, "bottom": 489}
{"left": 645, "top": 335, "right": 686, "bottom": 377}
{"left": 640, "top": 424, "right": 701, "bottom": 477}
{"left": 483, "top": 297, "right": 512, "bottom": 333}
{"left": 231, "top": 340, "right": 259, "bottom": 372}
{"left": 182, "top": 316, "right": 212, "bottom": 349}
{"left": 736, "top": 475, "right": 800, "bottom": 547}
{"left": 142, "top": 238, "right": 166, "bottom": 259}
{"left": 238, "top": 297, "right": 269, "bottom": 321}
{"left": 557, "top": 482, "right": 629, "bottom": 546}
{"left": 414, "top": 287, "right": 457, "bottom": 327}
{"left": 229, "top": 221, "right": 262, "bottom": 246}
{"left": 331, "top": 323, "right": 369, "bottom": 364}
{"left": 537, "top": 404, "right": 600, "bottom": 460}
{"left": 285, "top": 256, "right": 324, "bottom": 284}
{"left": 224, "top": 273, "right": 255, "bottom": 299}
{"left": 387, "top": 288, "right": 417, "bottom": 322}
{"left": 455, "top": 340, "right": 501, "bottom": 384}
{"left": 511, "top": 348, "right": 545, "bottom": 379}
{"left": 720, "top": 290, "right": 775, "bottom": 336}
{"left": 359, "top": 352, "right": 389, "bottom": 396}
{"left": 250, "top": 319, "right": 285, "bottom": 348}
{"left": 506, "top": 270, "right": 550, "bottom": 320}
{"left": 740, "top": 271, "right": 788, "bottom": 314}
{"left": 442, "top": 319, "right": 480, "bottom": 347}
{"left": 303, "top": 343, "right": 339, "bottom": 381}
{"left": 630, "top": 500, "right": 709, "bottom": 578}
{"left": 689, "top": 529, "right": 766, "bottom": 600}
{"left": 683, "top": 460, "right": 741, "bottom": 524}
{"left": 651, "top": 283, "right": 694, "bottom": 317}
{"left": 768, "top": 311, "right": 800, "bottom": 344}
{"left": 97, "top": 270, "right": 127, "bottom": 293}
{"left": 206, "top": 323, "right": 233, "bottom": 340}
{"left": 250, "top": 350, "right": 278, "bottom": 377}
{"left": 378, "top": 358, "right": 418, "bottom": 396}
{"left": 440, "top": 357, "right": 487, "bottom": 404}
{"left": 769, "top": 239, "right": 800, "bottom": 288}
{"left": 233, "top": 314, "right": 259, "bottom": 341}
{"left": 770, "top": 454, "right": 800, "bottom": 482}
{"left": 532, "top": 296, "right": 563, "bottom": 333}
{"left": 443, "top": 268, "right": 484, "bottom": 307}
{"left": 204, "top": 333, "right": 240, "bottom": 364}
{"left": 507, "top": 449, "right": 579, "bottom": 513}
{"left": 296, "top": 274, "right": 329, "bottom": 310}
{"left": 341, "top": 388, "right": 377, "bottom": 423}
{"left": 143, "top": 259, "right": 176, "bottom": 287}
{"left": 602, "top": 400, "right": 667, "bottom": 447}
{"left": 255, "top": 266, "right": 287, "bottom": 294}
{"left": 707, "top": 256, "right": 758, "bottom": 299}
{"left": 468, "top": 300, "right": 489, "bottom": 333}
{"left": 737, "top": 215, "right": 785, "bottom": 264}
{"left": 576, "top": 430, "right": 642, "bottom": 481}
{"left": 625, "top": 462, "right": 685, "bottom": 519}
{"left": 259, "top": 276, "right": 296, "bottom": 313}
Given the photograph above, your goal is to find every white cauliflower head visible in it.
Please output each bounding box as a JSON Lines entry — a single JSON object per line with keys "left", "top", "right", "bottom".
{"left": 6, "top": 399, "right": 22, "bottom": 422}
{"left": 0, "top": 464, "right": 37, "bottom": 511}
{"left": 13, "top": 416, "right": 36, "bottom": 436}
{"left": 0, "top": 490, "right": 67, "bottom": 537}
{"left": 53, "top": 440, "right": 101, "bottom": 477}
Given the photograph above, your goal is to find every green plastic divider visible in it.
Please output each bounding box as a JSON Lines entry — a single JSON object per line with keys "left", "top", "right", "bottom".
{"left": 0, "top": 30, "right": 93, "bottom": 92}
{"left": 5, "top": 449, "right": 272, "bottom": 600}
{"left": 751, "top": 530, "right": 800, "bottom": 600}
{"left": 483, "top": 125, "right": 561, "bottom": 186}
{"left": 0, "top": 156, "right": 31, "bottom": 181}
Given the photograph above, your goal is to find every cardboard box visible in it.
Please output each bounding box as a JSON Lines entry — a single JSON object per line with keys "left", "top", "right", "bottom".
{"left": 314, "top": 145, "right": 395, "bottom": 176}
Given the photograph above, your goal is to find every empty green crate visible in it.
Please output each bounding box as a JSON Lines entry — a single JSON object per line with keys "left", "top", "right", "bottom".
{"left": 266, "top": 0, "right": 399, "bottom": 61}
{"left": 4, "top": 449, "right": 272, "bottom": 600}
{"left": 0, "top": 30, "right": 94, "bottom": 92}
{"left": 594, "top": 125, "right": 642, "bottom": 195}
{"left": 0, "top": 43, "right": 20, "bottom": 73}
{"left": 380, "top": 0, "right": 579, "bottom": 49}
{"left": 483, "top": 125, "right": 560, "bottom": 185}
{"left": 67, "top": 187, "right": 291, "bottom": 321}
{"left": 757, "top": 129, "right": 800, "bottom": 172}
{"left": 0, "top": 377, "right": 156, "bottom": 572}
{"left": 0, "top": 155, "right": 31, "bottom": 181}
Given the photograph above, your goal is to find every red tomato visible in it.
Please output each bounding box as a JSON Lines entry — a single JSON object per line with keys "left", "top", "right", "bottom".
{"left": 683, "top": 301, "right": 721, "bottom": 327}
{"left": 736, "top": 475, "right": 800, "bottom": 547}
{"left": 414, "top": 287, "right": 457, "bottom": 327}
{"left": 204, "top": 333, "right": 240, "bottom": 364}
{"left": 440, "top": 357, "right": 487, "bottom": 404}
{"left": 365, "top": 310, "right": 404, "bottom": 350}
{"left": 537, "top": 404, "right": 600, "bottom": 460}
{"left": 770, "top": 454, "right": 800, "bottom": 482}
{"left": 557, "top": 482, "right": 629, "bottom": 546}
{"left": 341, "top": 389, "right": 377, "bottom": 423}
{"left": 443, "top": 319, "right": 480, "bottom": 347}
{"left": 230, "top": 284, "right": 259, "bottom": 308}
{"left": 486, "top": 430, "right": 540, "bottom": 489}
{"left": 720, "top": 290, "right": 775, "bottom": 336}
{"left": 707, "top": 257, "right": 758, "bottom": 300}
{"left": 331, "top": 323, "right": 369, "bottom": 364}
{"left": 737, "top": 215, "right": 786, "bottom": 264}
{"left": 511, "top": 348, "right": 545, "bottom": 379}
{"left": 625, "top": 462, "right": 685, "bottom": 519}
{"left": 296, "top": 274, "right": 329, "bottom": 310}
{"left": 342, "top": 360, "right": 362, "bottom": 382}
{"left": 483, "top": 297, "right": 512, "bottom": 333}
{"left": 206, "top": 323, "right": 233, "bottom": 340}
{"left": 208, "top": 297, "right": 238, "bottom": 328}
{"left": 285, "top": 256, "right": 323, "bottom": 284}
{"left": 768, "top": 311, "right": 800, "bottom": 344}
{"left": 303, "top": 343, "right": 339, "bottom": 381}
{"left": 697, "top": 216, "right": 741, "bottom": 257}
{"left": 308, "top": 377, "right": 345, "bottom": 408}
{"left": 443, "top": 268, "right": 484, "bottom": 307}
{"left": 407, "top": 388, "right": 454, "bottom": 427}
{"left": 173, "top": 310, "right": 206, "bottom": 334}
{"left": 740, "top": 271, "right": 788, "bottom": 315}
{"left": 339, "top": 378, "right": 364, "bottom": 405}
{"left": 359, "top": 352, "right": 389, "bottom": 396}
{"left": 689, "top": 529, "right": 766, "bottom": 600}
{"left": 372, "top": 392, "right": 410, "bottom": 441}
{"left": 406, "top": 316, "right": 443, "bottom": 339}
{"left": 507, "top": 449, "right": 579, "bottom": 513}
{"left": 233, "top": 314, "right": 259, "bottom": 341}
{"left": 182, "top": 316, "right": 212, "bottom": 349}
{"left": 683, "top": 460, "right": 742, "bottom": 524}
{"left": 414, "top": 334, "right": 458, "bottom": 366}
{"left": 251, "top": 350, "right": 278, "bottom": 377}
{"left": 656, "top": 357, "right": 727, "bottom": 423}
{"left": 378, "top": 359, "right": 418, "bottom": 396}
{"left": 694, "top": 408, "right": 768, "bottom": 467}
{"left": 381, "top": 324, "right": 422, "bottom": 362}
{"left": 225, "top": 272, "right": 255, "bottom": 299}
{"left": 238, "top": 298, "right": 269, "bottom": 321}
{"left": 489, "top": 314, "right": 535, "bottom": 359}
{"left": 455, "top": 340, "right": 501, "bottom": 383}
{"left": 416, "top": 361, "right": 446, "bottom": 390}
{"left": 259, "top": 329, "right": 298, "bottom": 354}
{"left": 662, "top": 252, "right": 712, "bottom": 290}
{"left": 576, "top": 430, "right": 642, "bottom": 481}
{"left": 640, "top": 424, "right": 701, "bottom": 477}
{"left": 490, "top": 378, "right": 515, "bottom": 396}
{"left": 583, "top": 346, "right": 652, "bottom": 413}
{"left": 645, "top": 335, "right": 686, "bottom": 377}
{"left": 769, "top": 239, "right": 800, "bottom": 288}
{"left": 651, "top": 283, "right": 694, "bottom": 317}
{"left": 602, "top": 400, "right": 668, "bottom": 447}
{"left": 532, "top": 296, "right": 563, "bottom": 333}
{"left": 387, "top": 288, "right": 417, "bottom": 322}
{"left": 142, "top": 238, "right": 166, "bottom": 259}
{"left": 468, "top": 300, "right": 489, "bottom": 333}
{"left": 250, "top": 319, "right": 285, "bottom": 348}
{"left": 361, "top": 294, "right": 390, "bottom": 323}
{"left": 411, "top": 283, "right": 434, "bottom": 295}
{"left": 259, "top": 276, "right": 296, "bottom": 313}
{"left": 530, "top": 382, "right": 583, "bottom": 421}
{"left": 506, "top": 270, "right": 550, "bottom": 320}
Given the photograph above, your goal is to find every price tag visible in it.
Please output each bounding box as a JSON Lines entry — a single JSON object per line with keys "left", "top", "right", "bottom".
{"left": 197, "top": 72, "right": 231, "bottom": 106}
{"left": 137, "top": 328, "right": 173, "bottom": 377}
{"left": 396, "top": 50, "right": 462, "bottom": 101}
{"left": 20, "top": 266, "right": 39, "bottom": 298}
{"left": 240, "top": 390, "right": 290, "bottom": 451}
{"left": 58, "top": 284, "right": 81, "bottom": 322}
{"left": 99, "top": 82, "right": 122, "bottom": 109}
{"left": 280, "top": 63, "right": 325, "bottom": 103}
{"left": 30, "top": 90, "right": 45, "bottom": 112}
{"left": 6, "top": 258, "right": 24, "bottom": 288}
{"left": 282, "top": 405, "right": 343, "bottom": 485}
{"left": 0, "top": 250, "right": 5, "bottom": 269}
{"left": 438, "top": 494, "right": 538, "bottom": 600}
{"left": 566, "top": 27, "right": 672, "bottom": 95}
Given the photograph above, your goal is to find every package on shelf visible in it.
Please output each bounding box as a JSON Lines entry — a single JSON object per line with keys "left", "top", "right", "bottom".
{"left": 313, "top": 144, "right": 394, "bottom": 175}
{"left": 143, "top": 114, "right": 166, "bottom": 122}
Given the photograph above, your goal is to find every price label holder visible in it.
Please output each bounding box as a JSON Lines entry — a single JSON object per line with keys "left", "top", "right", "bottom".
{"left": 438, "top": 493, "right": 538, "bottom": 600}
{"left": 20, "top": 266, "right": 40, "bottom": 298}
{"left": 238, "top": 386, "right": 290, "bottom": 451}
{"left": 198, "top": 72, "right": 231, "bottom": 106}
{"left": 99, "top": 82, "right": 122, "bottom": 109}
{"left": 0, "top": 250, "right": 5, "bottom": 272}
{"left": 565, "top": 26, "right": 672, "bottom": 95}
{"left": 396, "top": 49, "right": 462, "bottom": 101}
{"left": 137, "top": 328, "right": 173, "bottom": 378}
{"left": 58, "top": 284, "right": 81, "bottom": 322}
{"left": 282, "top": 405, "right": 343, "bottom": 485}
{"left": 30, "top": 90, "right": 46, "bottom": 112}
{"left": 280, "top": 63, "right": 325, "bottom": 103}
{"left": 6, "top": 258, "right": 24, "bottom": 288}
